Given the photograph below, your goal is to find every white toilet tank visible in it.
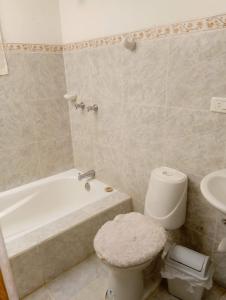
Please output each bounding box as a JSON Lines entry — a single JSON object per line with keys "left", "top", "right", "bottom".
{"left": 144, "top": 167, "right": 188, "bottom": 230}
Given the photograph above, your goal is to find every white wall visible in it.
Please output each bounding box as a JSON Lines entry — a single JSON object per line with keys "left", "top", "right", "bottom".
{"left": 59, "top": 0, "right": 226, "bottom": 43}
{"left": 0, "top": 0, "right": 62, "bottom": 43}
{"left": 0, "top": 0, "right": 226, "bottom": 44}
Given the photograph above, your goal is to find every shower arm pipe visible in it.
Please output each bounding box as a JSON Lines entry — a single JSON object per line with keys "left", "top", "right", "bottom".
{"left": 0, "top": 228, "right": 19, "bottom": 300}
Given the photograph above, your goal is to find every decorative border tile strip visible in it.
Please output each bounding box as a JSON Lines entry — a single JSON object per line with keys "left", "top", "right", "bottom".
{"left": 3, "top": 43, "right": 63, "bottom": 53}
{"left": 63, "top": 13, "right": 226, "bottom": 51}
{"left": 2, "top": 13, "right": 226, "bottom": 53}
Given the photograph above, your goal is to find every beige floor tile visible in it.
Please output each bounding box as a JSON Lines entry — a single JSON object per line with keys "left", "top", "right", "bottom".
{"left": 204, "top": 284, "right": 226, "bottom": 300}
{"left": 74, "top": 277, "right": 108, "bottom": 300}
{"left": 23, "top": 254, "right": 226, "bottom": 300}
{"left": 22, "top": 287, "right": 53, "bottom": 300}
{"left": 46, "top": 255, "right": 106, "bottom": 300}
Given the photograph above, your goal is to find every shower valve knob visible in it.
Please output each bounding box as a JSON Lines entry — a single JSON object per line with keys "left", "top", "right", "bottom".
{"left": 75, "top": 102, "right": 85, "bottom": 110}
{"left": 87, "top": 104, "right": 98, "bottom": 112}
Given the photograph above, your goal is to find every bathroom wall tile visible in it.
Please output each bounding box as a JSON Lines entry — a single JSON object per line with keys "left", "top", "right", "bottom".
{"left": 0, "top": 151, "right": 9, "bottom": 191}
{"left": 122, "top": 105, "right": 166, "bottom": 149}
{"left": 1, "top": 52, "right": 66, "bottom": 101}
{"left": 122, "top": 39, "right": 169, "bottom": 107}
{"left": 167, "top": 30, "right": 226, "bottom": 110}
{"left": 94, "top": 98, "right": 124, "bottom": 148}
{"left": 89, "top": 45, "right": 123, "bottom": 101}
{"left": 38, "top": 137, "right": 73, "bottom": 178}
{"left": 10, "top": 246, "right": 44, "bottom": 298}
{"left": 29, "top": 53, "right": 66, "bottom": 99}
{"left": 0, "top": 106, "right": 36, "bottom": 153}
{"left": 0, "top": 51, "right": 73, "bottom": 192}
{"left": 213, "top": 211, "right": 226, "bottom": 247}
{"left": 69, "top": 105, "right": 95, "bottom": 139}
{"left": 63, "top": 49, "right": 93, "bottom": 98}
{"left": 93, "top": 145, "right": 124, "bottom": 190}
{"left": 185, "top": 175, "right": 217, "bottom": 238}
{"left": 184, "top": 229, "right": 214, "bottom": 256}
{"left": 3, "top": 143, "right": 41, "bottom": 190}
{"left": 71, "top": 136, "right": 95, "bottom": 171}
{"left": 165, "top": 107, "right": 218, "bottom": 139}
{"left": 167, "top": 227, "right": 188, "bottom": 246}
{"left": 164, "top": 133, "right": 226, "bottom": 176}
{"left": 0, "top": 52, "right": 37, "bottom": 101}
{"left": 120, "top": 142, "right": 165, "bottom": 205}
{"left": 212, "top": 252, "right": 226, "bottom": 288}
{"left": 33, "top": 97, "right": 71, "bottom": 142}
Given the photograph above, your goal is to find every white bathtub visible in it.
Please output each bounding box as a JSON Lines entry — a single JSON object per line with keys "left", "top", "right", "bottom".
{"left": 0, "top": 169, "right": 115, "bottom": 242}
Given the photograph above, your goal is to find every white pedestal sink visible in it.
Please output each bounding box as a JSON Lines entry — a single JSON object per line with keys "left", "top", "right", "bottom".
{"left": 200, "top": 169, "right": 226, "bottom": 214}
{"left": 201, "top": 169, "right": 226, "bottom": 252}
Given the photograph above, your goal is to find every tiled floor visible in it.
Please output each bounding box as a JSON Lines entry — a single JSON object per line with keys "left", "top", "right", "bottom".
{"left": 23, "top": 255, "right": 226, "bottom": 300}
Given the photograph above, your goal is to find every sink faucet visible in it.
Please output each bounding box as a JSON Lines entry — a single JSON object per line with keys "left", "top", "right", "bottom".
{"left": 78, "top": 170, "right": 95, "bottom": 181}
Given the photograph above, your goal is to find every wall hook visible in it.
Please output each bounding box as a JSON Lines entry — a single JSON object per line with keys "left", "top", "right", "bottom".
{"left": 123, "top": 36, "right": 136, "bottom": 51}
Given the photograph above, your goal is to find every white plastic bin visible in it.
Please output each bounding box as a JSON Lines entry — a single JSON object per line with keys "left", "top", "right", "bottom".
{"left": 161, "top": 245, "right": 214, "bottom": 300}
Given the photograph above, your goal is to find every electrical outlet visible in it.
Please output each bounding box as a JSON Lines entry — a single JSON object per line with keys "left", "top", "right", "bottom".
{"left": 210, "top": 97, "right": 226, "bottom": 113}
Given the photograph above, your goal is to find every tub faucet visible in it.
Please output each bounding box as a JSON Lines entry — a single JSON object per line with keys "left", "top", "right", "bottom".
{"left": 78, "top": 170, "right": 95, "bottom": 181}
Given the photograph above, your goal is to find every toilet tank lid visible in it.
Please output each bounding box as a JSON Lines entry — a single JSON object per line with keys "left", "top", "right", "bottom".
{"left": 152, "top": 167, "right": 187, "bottom": 184}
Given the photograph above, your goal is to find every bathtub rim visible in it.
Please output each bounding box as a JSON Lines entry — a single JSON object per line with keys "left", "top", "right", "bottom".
{"left": 5, "top": 190, "right": 131, "bottom": 259}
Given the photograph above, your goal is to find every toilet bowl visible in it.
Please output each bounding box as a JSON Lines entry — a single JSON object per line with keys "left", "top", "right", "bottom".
{"left": 94, "top": 212, "right": 167, "bottom": 300}
{"left": 94, "top": 167, "right": 188, "bottom": 300}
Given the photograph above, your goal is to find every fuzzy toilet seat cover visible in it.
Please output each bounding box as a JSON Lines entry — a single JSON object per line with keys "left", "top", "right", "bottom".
{"left": 94, "top": 212, "right": 167, "bottom": 268}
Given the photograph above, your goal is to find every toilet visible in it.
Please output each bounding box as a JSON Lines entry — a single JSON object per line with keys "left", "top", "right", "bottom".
{"left": 94, "top": 167, "right": 188, "bottom": 300}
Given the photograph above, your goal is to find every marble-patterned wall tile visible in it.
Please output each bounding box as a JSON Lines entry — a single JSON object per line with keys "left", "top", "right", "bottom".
{"left": 167, "top": 30, "right": 226, "bottom": 110}
{"left": 165, "top": 107, "right": 218, "bottom": 139}
{"left": 0, "top": 52, "right": 73, "bottom": 191}
{"left": 123, "top": 105, "right": 166, "bottom": 148}
{"left": 64, "top": 49, "right": 93, "bottom": 98}
{"left": 1, "top": 53, "right": 66, "bottom": 101}
{"left": 120, "top": 142, "right": 165, "bottom": 205}
{"left": 212, "top": 252, "right": 226, "bottom": 288}
{"left": 89, "top": 45, "right": 123, "bottom": 101}
{"left": 185, "top": 175, "right": 218, "bottom": 238}
{"left": 33, "top": 97, "right": 71, "bottom": 142}
{"left": 93, "top": 145, "right": 124, "bottom": 189}
{"left": 0, "top": 103, "right": 36, "bottom": 153}
{"left": 164, "top": 133, "right": 226, "bottom": 176}
{"left": 38, "top": 136, "right": 73, "bottom": 178}
{"left": 3, "top": 143, "right": 41, "bottom": 190}
{"left": 121, "top": 39, "right": 169, "bottom": 107}
{"left": 214, "top": 212, "right": 226, "bottom": 247}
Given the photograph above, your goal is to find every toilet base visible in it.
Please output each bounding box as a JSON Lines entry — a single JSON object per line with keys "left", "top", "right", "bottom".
{"left": 105, "top": 264, "right": 161, "bottom": 300}
{"left": 107, "top": 267, "right": 143, "bottom": 300}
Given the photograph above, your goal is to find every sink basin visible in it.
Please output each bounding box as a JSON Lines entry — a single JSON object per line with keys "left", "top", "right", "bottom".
{"left": 201, "top": 169, "right": 226, "bottom": 214}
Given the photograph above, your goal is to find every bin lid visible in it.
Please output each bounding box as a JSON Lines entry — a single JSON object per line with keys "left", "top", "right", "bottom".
{"left": 166, "top": 245, "right": 210, "bottom": 280}
{"left": 152, "top": 167, "right": 187, "bottom": 184}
